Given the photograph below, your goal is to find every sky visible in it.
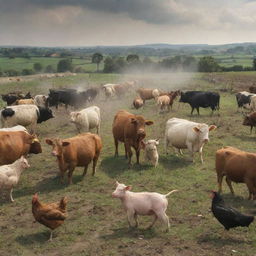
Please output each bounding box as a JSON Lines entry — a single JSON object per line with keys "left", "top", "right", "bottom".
{"left": 1, "top": 0, "right": 256, "bottom": 47}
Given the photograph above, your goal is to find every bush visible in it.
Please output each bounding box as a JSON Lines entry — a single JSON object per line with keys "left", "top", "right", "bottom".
{"left": 22, "top": 69, "right": 34, "bottom": 76}
{"left": 33, "top": 62, "right": 43, "bottom": 72}
{"left": 57, "top": 58, "right": 73, "bottom": 72}
{"left": 4, "top": 69, "right": 20, "bottom": 76}
{"left": 198, "top": 56, "right": 220, "bottom": 72}
{"left": 45, "top": 65, "right": 55, "bottom": 73}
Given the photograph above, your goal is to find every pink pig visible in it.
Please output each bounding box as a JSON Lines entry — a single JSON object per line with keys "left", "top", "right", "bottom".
{"left": 112, "top": 181, "right": 178, "bottom": 231}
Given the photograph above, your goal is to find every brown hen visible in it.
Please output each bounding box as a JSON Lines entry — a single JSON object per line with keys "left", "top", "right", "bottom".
{"left": 32, "top": 193, "right": 68, "bottom": 241}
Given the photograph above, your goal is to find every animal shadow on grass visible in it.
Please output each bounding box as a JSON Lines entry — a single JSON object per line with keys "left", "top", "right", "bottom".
{"left": 100, "top": 227, "right": 157, "bottom": 241}
{"left": 100, "top": 156, "right": 152, "bottom": 178}
{"left": 16, "top": 230, "right": 50, "bottom": 245}
{"left": 160, "top": 154, "right": 191, "bottom": 171}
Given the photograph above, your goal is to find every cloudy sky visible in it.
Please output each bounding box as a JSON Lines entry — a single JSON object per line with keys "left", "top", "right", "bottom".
{"left": 1, "top": 0, "right": 256, "bottom": 46}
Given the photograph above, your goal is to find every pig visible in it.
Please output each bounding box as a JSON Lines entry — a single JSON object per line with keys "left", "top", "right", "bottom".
{"left": 112, "top": 181, "right": 178, "bottom": 231}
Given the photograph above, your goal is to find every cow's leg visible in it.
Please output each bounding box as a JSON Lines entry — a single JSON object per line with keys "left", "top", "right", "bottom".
{"left": 92, "top": 156, "right": 99, "bottom": 176}
{"left": 82, "top": 164, "right": 88, "bottom": 177}
{"left": 96, "top": 123, "right": 100, "bottom": 134}
{"left": 187, "top": 143, "right": 194, "bottom": 162}
{"left": 135, "top": 149, "right": 140, "bottom": 164}
{"left": 196, "top": 107, "right": 200, "bottom": 115}
{"left": 9, "top": 188, "right": 14, "bottom": 202}
{"left": 114, "top": 139, "right": 119, "bottom": 156}
{"left": 125, "top": 143, "right": 133, "bottom": 165}
{"left": 191, "top": 107, "right": 194, "bottom": 115}
{"left": 225, "top": 177, "right": 235, "bottom": 195}
{"left": 251, "top": 126, "right": 253, "bottom": 134}
{"left": 179, "top": 149, "right": 183, "bottom": 155}
{"left": 217, "top": 174, "right": 224, "bottom": 193}
{"left": 67, "top": 166, "right": 75, "bottom": 185}
{"left": 134, "top": 213, "right": 138, "bottom": 228}
{"left": 245, "top": 178, "right": 254, "bottom": 200}
{"left": 165, "top": 137, "right": 169, "bottom": 155}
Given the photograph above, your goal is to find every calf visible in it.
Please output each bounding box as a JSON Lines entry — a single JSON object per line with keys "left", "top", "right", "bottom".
{"left": 141, "top": 139, "right": 159, "bottom": 167}
{"left": 34, "top": 95, "right": 49, "bottom": 108}
{"left": 165, "top": 118, "right": 216, "bottom": 163}
{"left": 112, "top": 181, "right": 178, "bottom": 231}
{"left": 216, "top": 146, "right": 256, "bottom": 200}
{"left": 15, "top": 99, "right": 35, "bottom": 105}
{"left": 46, "top": 133, "right": 102, "bottom": 184}
{"left": 112, "top": 110, "right": 153, "bottom": 165}
{"left": 2, "top": 92, "right": 31, "bottom": 106}
{"left": 133, "top": 97, "right": 144, "bottom": 109}
{"left": 235, "top": 91, "right": 255, "bottom": 110}
{"left": 70, "top": 106, "right": 100, "bottom": 134}
{"left": 0, "top": 156, "right": 30, "bottom": 202}
{"left": 243, "top": 112, "right": 256, "bottom": 134}
{"left": 136, "top": 88, "right": 159, "bottom": 102}
{"left": 0, "top": 131, "right": 42, "bottom": 165}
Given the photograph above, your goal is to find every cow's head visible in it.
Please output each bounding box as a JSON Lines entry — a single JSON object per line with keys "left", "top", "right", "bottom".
{"left": 37, "top": 107, "right": 54, "bottom": 123}
{"left": 70, "top": 111, "right": 80, "bottom": 123}
{"left": 193, "top": 124, "right": 216, "bottom": 144}
{"left": 179, "top": 92, "right": 186, "bottom": 102}
{"left": 130, "top": 115, "right": 153, "bottom": 141}
{"left": 27, "top": 135, "right": 42, "bottom": 154}
{"left": 45, "top": 138, "right": 70, "bottom": 157}
{"left": 243, "top": 114, "right": 252, "bottom": 126}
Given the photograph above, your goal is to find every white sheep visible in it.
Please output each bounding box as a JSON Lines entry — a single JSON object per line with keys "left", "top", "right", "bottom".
{"left": 0, "top": 156, "right": 30, "bottom": 202}
{"left": 142, "top": 139, "right": 159, "bottom": 167}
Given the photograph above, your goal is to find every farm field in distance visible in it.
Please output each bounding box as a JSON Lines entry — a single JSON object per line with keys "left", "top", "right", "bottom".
{"left": 0, "top": 71, "right": 256, "bottom": 255}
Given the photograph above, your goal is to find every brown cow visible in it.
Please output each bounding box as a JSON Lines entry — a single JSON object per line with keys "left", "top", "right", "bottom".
{"left": 15, "top": 99, "right": 35, "bottom": 105}
{"left": 133, "top": 97, "right": 144, "bottom": 109}
{"left": 136, "top": 88, "right": 159, "bottom": 102}
{"left": 112, "top": 110, "right": 153, "bottom": 165}
{"left": 0, "top": 131, "right": 42, "bottom": 165}
{"left": 113, "top": 84, "right": 127, "bottom": 97}
{"left": 45, "top": 133, "right": 102, "bottom": 184}
{"left": 243, "top": 112, "right": 256, "bottom": 133}
{"left": 157, "top": 91, "right": 180, "bottom": 112}
{"left": 216, "top": 146, "right": 256, "bottom": 200}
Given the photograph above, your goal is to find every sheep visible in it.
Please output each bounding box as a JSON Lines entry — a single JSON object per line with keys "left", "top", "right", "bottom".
{"left": 141, "top": 139, "right": 159, "bottom": 167}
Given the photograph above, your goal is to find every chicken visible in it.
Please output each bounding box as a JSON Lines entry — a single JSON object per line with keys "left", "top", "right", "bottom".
{"left": 32, "top": 193, "right": 68, "bottom": 241}
{"left": 211, "top": 191, "right": 254, "bottom": 230}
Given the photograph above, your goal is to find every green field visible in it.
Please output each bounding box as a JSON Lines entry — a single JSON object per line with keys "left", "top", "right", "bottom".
{"left": 0, "top": 57, "right": 103, "bottom": 73}
{"left": 0, "top": 72, "right": 256, "bottom": 255}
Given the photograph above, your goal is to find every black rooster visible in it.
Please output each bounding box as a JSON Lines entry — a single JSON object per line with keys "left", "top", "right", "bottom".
{"left": 211, "top": 191, "right": 254, "bottom": 230}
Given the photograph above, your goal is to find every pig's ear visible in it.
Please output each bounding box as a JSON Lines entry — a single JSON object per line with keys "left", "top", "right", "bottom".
{"left": 155, "top": 139, "right": 160, "bottom": 145}
{"left": 209, "top": 125, "right": 217, "bottom": 131}
{"left": 115, "top": 181, "right": 119, "bottom": 186}
{"left": 125, "top": 186, "right": 132, "bottom": 191}
{"left": 145, "top": 120, "right": 154, "bottom": 126}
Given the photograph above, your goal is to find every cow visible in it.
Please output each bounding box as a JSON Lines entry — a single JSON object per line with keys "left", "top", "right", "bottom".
{"left": 235, "top": 91, "right": 255, "bottom": 111}
{"left": 179, "top": 91, "right": 220, "bottom": 115}
{"left": 165, "top": 118, "right": 216, "bottom": 163}
{"left": 248, "top": 95, "right": 256, "bottom": 112}
{"left": 15, "top": 99, "right": 35, "bottom": 105}
{"left": 0, "top": 131, "right": 42, "bottom": 165}
{"left": 157, "top": 91, "right": 180, "bottom": 112}
{"left": 112, "top": 110, "right": 153, "bottom": 165}
{"left": 242, "top": 112, "right": 256, "bottom": 133}
{"left": 45, "top": 133, "right": 102, "bottom": 184}
{"left": 83, "top": 88, "right": 98, "bottom": 102}
{"left": 1, "top": 105, "right": 54, "bottom": 133}
{"left": 2, "top": 92, "right": 31, "bottom": 106}
{"left": 215, "top": 146, "right": 256, "bottom": 200}
{"left": 133, "top": 97, "right": 144, "bottom": 109}
{"left": 136, "top": 88, "right": 159, "bottom": 103}
{"left": 102, "top": 84, "right": 118, "bottom": 99}
{"left": 112, "top": 181, "right": 178, "bottom": 231}
{"left": 34, "top": 95, "right": 49, "bottom": 108}
{"left": 70, "top": 106, "right": 100, "bottom": 134}
{"left": 249, "top": 86, "right": 256, "bottom": 94}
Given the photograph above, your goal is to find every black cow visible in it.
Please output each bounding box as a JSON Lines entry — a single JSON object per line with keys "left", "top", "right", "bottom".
{"left": 1, "top": 92, "right": 31, "bottom": 106}
{"left": 179, "top": 91, "right": 220, "bottom": 115}
{"left": 37, "top": 106, "right": 54, "bottom": 123}
{"left": 236, "top": 92, "right": 254, "bottom": 110}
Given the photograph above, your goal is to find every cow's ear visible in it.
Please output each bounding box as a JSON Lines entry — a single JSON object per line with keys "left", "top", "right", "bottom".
{"left": 62, "top": 141, "right": 70, "bottom": 147}
{"left": 145, "top": 120, "right": 154, "bottom": 125}
{"left": 45, "top": 138, "right": 53, "bottom": 145}
{"left": 209, "top": 125, "right": 217, "bottom": 131}
{"left": 131, "top": 118, "right": 137, "bottom": 124}
{"left": 193, "top": 127, "right": 200, "bottom": 133}
{"left": 125, "top": 186, "right": 132, "bottom": 191}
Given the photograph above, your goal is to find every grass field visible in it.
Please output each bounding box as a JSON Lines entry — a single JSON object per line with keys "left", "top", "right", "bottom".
{"left": 0, "top": 57, "right": 102, "bottom": 73}
{"left": 0, "top": 72, "right": 256, "bottom": 255}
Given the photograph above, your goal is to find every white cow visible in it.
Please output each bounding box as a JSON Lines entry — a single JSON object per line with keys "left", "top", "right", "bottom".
{"left": 70, "top": 106, "right": 100, "bottom": 134}
{"left": 112, "top": 181, "right": 178, "bottom": 231}
{"left": 102, "top": 83, "right": 117, "bottom": 98}
{"left": 34, "top": 95, "right": 48, "bottom": 108}
{"left": 0, "top": 125, "right": 27, "bottom": 132}
{"left": 165, "top": 118, "right": 216, "bottom": 163}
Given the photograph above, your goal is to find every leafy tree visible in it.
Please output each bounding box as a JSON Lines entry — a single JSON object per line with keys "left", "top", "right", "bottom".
{"left": 33, "top": 62, "right": 43, "bottom": 72}
{"left": 57, "top": 58, "right": 73, "bottom": 72}
{"left": 126, "top": 54, "right": 139, "bottom": 63}
{"left": 198, "top": 56, "right": 220, "bottom": 72}
{"left": 92, "top": 53, "right": 103, "bottom": 72}
{"left": 253, "top": 57, "right": 256, "bottom": 71}
{"left": 103, "top": 57, "right": 115, "bottom": 73}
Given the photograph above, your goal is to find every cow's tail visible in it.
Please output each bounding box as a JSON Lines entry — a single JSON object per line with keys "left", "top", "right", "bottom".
{"left": 165, "top": 189, "right": 178, "bottom": 197}
{"left": 217, "top": 95, "right": 220, "bottom": 110}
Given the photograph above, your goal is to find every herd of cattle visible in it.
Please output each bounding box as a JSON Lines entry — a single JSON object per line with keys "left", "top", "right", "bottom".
{"left": 1, "top": 80, "right": 256, "bottom": 239}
